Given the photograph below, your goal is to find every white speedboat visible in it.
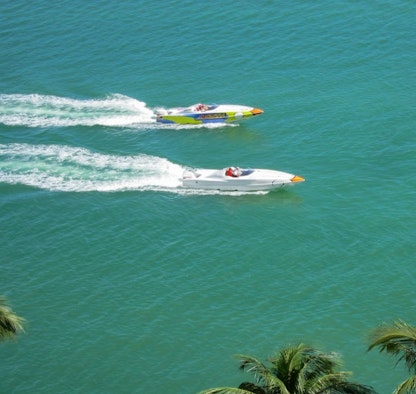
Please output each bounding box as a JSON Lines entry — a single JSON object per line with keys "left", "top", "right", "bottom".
{"left": 182, "top": 167, "right": 304, "bottom": 191}
{"left": 155, "top": 103, "right": 263, "bottom": 124}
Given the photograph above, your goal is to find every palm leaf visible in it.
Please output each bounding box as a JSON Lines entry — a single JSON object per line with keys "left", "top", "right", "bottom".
{"left": 368, "top": 320, "right": 416, "bottom": 372}
{"left": 310, "top": 372, "right": 376, "bottom": 394}
{"left": 235, "top": 354, "right": 289, "bottom": 393}
{"left": 393, "top": 375, "right": 416, "bottom": 394}
{"left": 197, "top": 387, "right": 258, "bottom": 394}
{"left": 300, "top": 347, "right": 341, "bottom": 382}
{"left": 0, "top": 296, "right": 25, "bottom": 340}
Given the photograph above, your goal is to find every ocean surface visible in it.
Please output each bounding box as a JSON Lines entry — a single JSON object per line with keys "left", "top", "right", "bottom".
{"left": 1, "top": 2, "right": 415, "bottom": 393}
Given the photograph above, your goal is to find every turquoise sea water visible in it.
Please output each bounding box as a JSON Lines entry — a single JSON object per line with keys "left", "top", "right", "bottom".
{"left": 1, "top": 2, "right": 415, "bottom": 393}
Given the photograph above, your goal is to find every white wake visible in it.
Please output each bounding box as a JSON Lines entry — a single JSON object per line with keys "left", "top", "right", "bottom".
{"left": 0, "top": 143, "right": 183, "bottom": 192}
{"left": 0, "top": 93, "right": 156, "bottom": 128}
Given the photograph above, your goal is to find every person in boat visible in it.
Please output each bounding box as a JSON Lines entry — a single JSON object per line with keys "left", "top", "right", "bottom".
{"left": 195, "top": 103, "right": 209, "bottom": 112}
{"left": 225, "top": 167, "right": 242, "bottom": 177}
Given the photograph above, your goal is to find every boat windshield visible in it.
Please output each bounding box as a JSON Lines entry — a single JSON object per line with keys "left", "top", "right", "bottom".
{"left": 241, "top": 169, "right": 254, "bottom": 176}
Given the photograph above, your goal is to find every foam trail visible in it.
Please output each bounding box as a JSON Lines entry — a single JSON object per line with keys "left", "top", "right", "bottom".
{"left": 0, "top": 94, "right": 156, "bottom": 127}
{"left": 0, "top": 143, "right": 184, "bottom": 192}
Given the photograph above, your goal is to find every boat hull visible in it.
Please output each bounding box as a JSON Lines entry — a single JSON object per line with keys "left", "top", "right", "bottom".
{"left": 182, "top": 168, "right": 304, "bottom": 191}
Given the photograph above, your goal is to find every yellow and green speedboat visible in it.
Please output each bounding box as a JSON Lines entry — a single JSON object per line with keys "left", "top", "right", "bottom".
{"left": 155, "top": 103, "right": 263, "bottom": 125}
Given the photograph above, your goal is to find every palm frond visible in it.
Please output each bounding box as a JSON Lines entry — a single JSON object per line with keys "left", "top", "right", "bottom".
{"left": 238, "top": 382, "right": 267, "bottom": 394}
{"left": 393, "top": 375, "right": 416, "bottom": 394}
{"left": 236, "top": 353, "right": 289, "bottom": 394}
{"left": 310, "top": 372, "right": 376, "bottom": 394}
{"left": 236, "top": 354, "right": 273, "bottom": 383}
{"left": 0, "top": 296, "right": 25, "bottom": 340}
{"left": 286, "top": 344, "right": 342, "bottom": 390}
{"left": 197, "top": 387, "right": 257, "bottom": 394}
{"left": 369, "top": 321, "right": 416, "bottom": 351}
{"left": 302, "top": 348, "right": 342, "bottom": 380}
{"left": 368, "top": 320, "right": 416, "bottom": 372}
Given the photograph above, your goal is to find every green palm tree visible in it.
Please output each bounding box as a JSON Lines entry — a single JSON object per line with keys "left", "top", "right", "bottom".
{"left": 0, "top": 296, "right": 25, "bottom": 341}
{"left": 199, "top": 343, "right": 376, "bottom": 394}
{"left": 368, "top": 320, "right": 416, "bottom": 394}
